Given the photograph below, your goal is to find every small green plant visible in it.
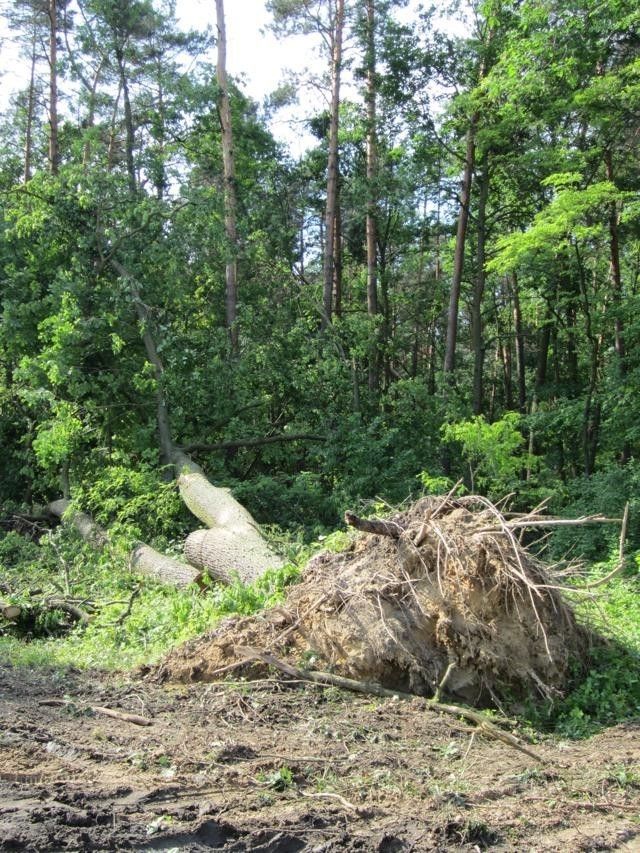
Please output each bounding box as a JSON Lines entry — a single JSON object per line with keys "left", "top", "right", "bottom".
{"left": 256, "top": 766, "right": 295, "bottom": 792}
{"left": 605, "top": 764, "right": 640, "bottom": 790}
{"left": 442, "top": 413, "right": 536, "bottom": 495}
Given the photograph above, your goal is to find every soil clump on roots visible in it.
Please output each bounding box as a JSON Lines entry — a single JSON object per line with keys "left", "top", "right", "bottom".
{"left": 157, "top": 495, "right": 591, "bottom": 708}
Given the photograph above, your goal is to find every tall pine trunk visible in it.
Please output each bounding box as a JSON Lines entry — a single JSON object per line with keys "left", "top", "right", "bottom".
{"left": 24, "top": 28, "right": 37, "bottom": 182}
{"left": 48, "top": 0, "right": 60, "bottom": 174}
{"left": 511, "top": 273, "right": 527, "bottom": 413}
{"left": 322, "top": 0, "right": 345, "bottom": 327}
{"left": 443, "top": 115, "right": 477, "bottom": 380}
{"left": 115, "top": 47, "right": 137, "bottom": 195}
{"left": 365, "top": 0, "right": 379, "bottom": 391}
{"left": 215, "top": 0, "right": 239, "bottom": 352}
{"left": 471, "top": 154, "right": 489, "bottom": 414}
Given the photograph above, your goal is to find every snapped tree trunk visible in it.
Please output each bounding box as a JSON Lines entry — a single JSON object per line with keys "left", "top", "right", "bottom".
{"left": 174, "top": 451, "right": 283, "bottom": 585}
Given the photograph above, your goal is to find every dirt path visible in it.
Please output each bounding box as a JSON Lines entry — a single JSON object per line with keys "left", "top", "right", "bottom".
{"left": 0, "top": 664, "right": 638, "bottom": 851}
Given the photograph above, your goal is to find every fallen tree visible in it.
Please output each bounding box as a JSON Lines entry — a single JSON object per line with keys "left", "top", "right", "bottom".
{"left": 47, "top": 499, "right": 202, "bottom": 589}
{"left": 174, "top": 451, "right": 283, "bottom": 584}
{"left": 40, "top": 259, "right": 288, "bottom": 591}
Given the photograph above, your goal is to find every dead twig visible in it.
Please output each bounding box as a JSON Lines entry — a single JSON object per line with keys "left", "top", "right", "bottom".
{"left": 113, "top": 585, "right": 141, "bottom": 626}
{"left": 39, "top": 698, "right": 153, "bottom": 726}
{"left": 579, "top": 502, "right": 630, "bottom": 589}
{"left": 433, "top": 661, "right": 456, "bottom": 703}
{"left": 299, "top": 789, "right": 358, "bottom": 811}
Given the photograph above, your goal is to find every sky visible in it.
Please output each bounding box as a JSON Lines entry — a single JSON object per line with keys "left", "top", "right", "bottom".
{"left": 0, "top": 0, "right": 464, "bottom": 154}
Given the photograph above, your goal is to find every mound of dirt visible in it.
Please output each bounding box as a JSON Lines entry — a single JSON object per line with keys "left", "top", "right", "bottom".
{"left": 157, "top": 495, "right": 592, "bottom": 706}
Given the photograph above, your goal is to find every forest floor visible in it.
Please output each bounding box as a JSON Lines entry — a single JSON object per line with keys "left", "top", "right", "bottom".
{"left": 1, "top": 664, "right": 639, "bottom": 852}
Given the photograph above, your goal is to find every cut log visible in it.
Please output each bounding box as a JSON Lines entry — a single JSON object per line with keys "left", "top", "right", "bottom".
{"left": 131, "top": 543, "right": 202, "bottom": 588}
{"left": 1, "top": 603, "right": 22, "bottom": 621}
{"left": 48, "top": 500, "right": 200, "bottom": 589}
{"left": 174, "top": 450, "right": 283, "bottom": 584}
{"left": 185, "top": 527, "right": 280, "bottom": 586}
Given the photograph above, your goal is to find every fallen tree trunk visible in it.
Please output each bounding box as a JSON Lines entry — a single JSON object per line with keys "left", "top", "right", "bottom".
{"left": 48, "top": 500, "right": 201, "bottom": 589}
{"left": 173, "top": 451, "right": 283, "bottom": 583}
{"left": 48, "top": 499, "right": 108, "bottom": 548}
{"left": 184, "top": 527, "right": 279, "bottom": 585}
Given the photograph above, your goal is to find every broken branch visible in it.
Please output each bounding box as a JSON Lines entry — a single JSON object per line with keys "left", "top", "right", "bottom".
{"left": 180, "top": 433, "right": 326, "bottom": 453}
{"left": 344, "top": 511, "right": 403, "bottom": 539}
{"left": 237, "top": 647, "right": 546, "bottom": 764}
{"left": 39, "top": 699, "right": 153, "bottom": 726}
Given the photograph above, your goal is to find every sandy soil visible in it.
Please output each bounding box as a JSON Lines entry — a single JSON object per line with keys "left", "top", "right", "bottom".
{"left": 1, "top": 664, "right": 639, "bottom": 851}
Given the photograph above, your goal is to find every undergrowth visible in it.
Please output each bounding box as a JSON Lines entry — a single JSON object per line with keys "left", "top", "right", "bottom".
{"left": 534, "top": 553, "right": 640, "bottom": 738}
{"left": 0, "top": 522, "right": 350, "bottom": 670}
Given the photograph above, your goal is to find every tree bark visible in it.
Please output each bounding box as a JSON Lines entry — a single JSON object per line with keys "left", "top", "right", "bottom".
{"left": 216, "top": 0, "right": 239, "bottom": 353}
{"left": 443, "top": 115, "right": 477, "bottom": 381}
{"left": 322, "top": 0, "right": 345, "bottom": 328}
{"left": 48, "top": 0, "right": 60, "bottom": 174}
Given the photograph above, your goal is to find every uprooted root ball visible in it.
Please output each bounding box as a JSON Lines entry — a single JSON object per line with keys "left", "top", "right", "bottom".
{"left": 157, "top": 496, "right": 592, "bottom": 707}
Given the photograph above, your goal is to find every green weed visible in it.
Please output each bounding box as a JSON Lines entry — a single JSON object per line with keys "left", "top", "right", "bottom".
{"left": 256, "top": 766, "right": 295, "bottom": 792}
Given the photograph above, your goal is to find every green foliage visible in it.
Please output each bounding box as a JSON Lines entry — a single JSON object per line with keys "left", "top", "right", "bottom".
{"left": 32, "top": 401, "right": 84, "bottom": 469}
{"left": 489, "top": 177, "right": 627, "bottom": 274}
{"left": 442, "top": 413, "right": 535, "bottom": 495}
{"left": 72, "top": 465, "right": 191, "bottom": 547}
{"left": 417, "top": 472, "right": 455, "bottom": 494}
{"left": 536, "top": 562, "right": 640, "bottom": 738}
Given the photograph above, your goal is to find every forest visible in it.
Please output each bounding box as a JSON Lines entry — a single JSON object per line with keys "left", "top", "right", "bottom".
{"left": 0, "top": 0, "right": 639, "bottom": 848}
{"left": 0, "top": 0, "right": 639, "bottom": 538}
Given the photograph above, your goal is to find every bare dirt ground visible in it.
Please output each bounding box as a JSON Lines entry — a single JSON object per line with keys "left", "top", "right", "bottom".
{"left": 1, "top": 664, "right": 639, "bottom": 851}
